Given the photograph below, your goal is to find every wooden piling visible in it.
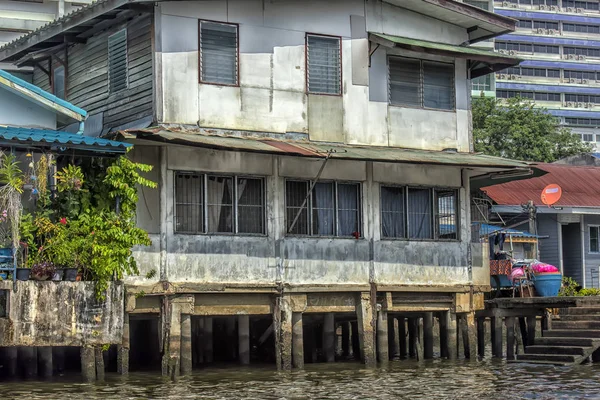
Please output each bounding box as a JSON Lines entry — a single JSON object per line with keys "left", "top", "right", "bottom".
{"left": 518, "top": 317, "right": 528, "bottom": 349}
{"left": 388, "top": 317, "right": 399, "bottom": 360}
{"left": 398, "top": 317, "right": 407, "bottom": 358}
{"left": 377, "top": 308, "right": 389, "bottom": 363}
{"left": 506, "top": 317, "right": 515, "bottom": 360}
{"left": 477, "top": 317, "right": 485, "bottom": 358}
{"left": 416, "top": 318, "right": 424, "bottom": 361}
{"left": 181, "top": 314, "right": 193, "bottom": 374}
{"left": 324, "top": 313, "right": 336, "bottom": 363}
{"left": 526, "top": 316, "right": 536, "bottom": 346}
{"left": 492, "top": 316, "right": 503, "bottom": 358}
{"left": 423, "top": 313, "right": 434, "bottom": 359}
{"left": 439, "top": 313, "right": 448, "bottom": 359}
{"left": 238, "top": 315, "right": 250, "bottom": 365}
{"left": 408, "top": 318, "right": 417, "bottom": 358}
{"left": 292, "top": 312, "right": 304, "bottom": 368}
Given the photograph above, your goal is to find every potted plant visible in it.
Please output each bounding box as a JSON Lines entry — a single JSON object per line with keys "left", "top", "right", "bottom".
{"left": 31, "top": 260, "right": 55, "bottom": 281}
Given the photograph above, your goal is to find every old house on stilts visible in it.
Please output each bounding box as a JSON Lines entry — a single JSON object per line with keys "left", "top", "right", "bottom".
{"left": 0, "top": 0, "right": 533, "bottom": 376}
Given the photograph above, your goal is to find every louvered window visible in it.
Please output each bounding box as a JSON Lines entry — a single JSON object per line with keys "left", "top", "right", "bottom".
{"left": 389, "top": 57, "right": 455, "bottom": 110}
{"left": 53, "top": 65, "right": 65, "bottom": 99}
{"left": 200, "top": 21, "right": 238, "bottom": 85}
{"left": 108, "top": 29, "right": 128, "bottom": 93}
{"left": 307, "top": 34, "right": 341, "bottom": 95}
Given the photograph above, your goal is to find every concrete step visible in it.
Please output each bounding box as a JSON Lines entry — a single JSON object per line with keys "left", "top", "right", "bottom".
{"left": 517, "top": 353, "right": 579, "bottom": 363}
{"left": 536, "top": 337, "right": 599, "bottom": 347}
{"left": 525, "top": 345, "right": 589, "bottom": 356}
{"left": 558, "top": 315, "right": 600, "bottom": 322}
{"left": 508, "top": 359, "right": 570, "bottom": 366}
{"left": 544, "top": 329, "right": 600, "bottom": 338}
{"left": 552, "top": 320, "right": 600, "bottom": 329}
{"left": 561, "top": 307, "right": 600, "bottom": 316}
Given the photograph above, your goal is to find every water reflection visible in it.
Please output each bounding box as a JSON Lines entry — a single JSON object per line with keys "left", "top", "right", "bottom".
{"left": 1, "top": 359, "right": 599, "bottom": 399}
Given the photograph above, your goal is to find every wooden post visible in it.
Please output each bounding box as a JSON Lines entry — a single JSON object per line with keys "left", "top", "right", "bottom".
{"left": 238, "top": 315, "right": 250, "bottom": 365}
{"left": 506, "top": 317, "right": 515, "bottom": 361}
{"left": 377, "top": 308, "right": 389, "bottom": 362}
{"left": 423, "top": 313, "right": 434, "bottom": 360}
{"left": 388, "top": 316, "right": 399, "bottom": 360}
{"left": 292, "top": 312, "right": 304, "bottom": 368}
{"left": 477, "top": 317, "right": 485, "bottom": 358}
{"left": 416, "top": 318, "right": 424, "bottom": 361}
{"left": 398, "top": 317, "right": 407, "bottom": 359}
{"left": 492, "top": 316, "right": 503, "bottom": 358}
{"left": 341, "top": 321, "right": 350, "bottom": 359}
{"left": 439, "top": 313, "right": 448, "bottom": 359}
{"left": 356, "top": 292, "right": 376, "bottom": 366}
{"left": 80, "top": 346, "right": 96, "bottom": 382}
{"left": 118, "top": 313, "right": 130, "bottom": 374}
{"left": 323, "top": 313, "right": 336, "bottom": 363}
{"left": 542, "top": 310, "right": 552, "bottom": 331}
{"left": 408, "top": 318, "right": 417, "bottom": 358}
{"left": 526, "top": 316, "right": 537, "bottom": 346}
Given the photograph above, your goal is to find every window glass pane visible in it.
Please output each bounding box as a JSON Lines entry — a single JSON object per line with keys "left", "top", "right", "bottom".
{"left": 53, "top": 65, "right": 65, "bottom": 100}
{"left": 307, "top": 35, "right": 341, "bottom": 94}
{"left": 312, "top": 182, "right": 335, "bottom": 236}
{"left": 237, "top": 178, "right": 265, "bottom": 234}
{"left": 436, "top": 190, "right": 458, "bottom": 240}
{"left": 286, "top": 180, "right": 309, "bottom": 235}
{"left": 408, "top": 188, "right": 433, "bottom": 239}
{"left": 389, "top": 57, "right": 421, "bottom": 107}
{"left": 200, "top": 22, "right": 238, "bottom": 85}
{"left": 108, "top": 29, "right": 128, "bottom": 93}
{"left": 175, "top": 173, "right": 203, "bottom": 233}
{"left": 337, "top": 183, "right": 360, "bottom": 237}
{"left": 591, "top": 227, "right": 599, "bottom": 252}
{"left": 381, "top": 186, "right": 405, "bottom": 238}
{"left": 207, "top": 176, "right": 234, "bottom": 233}
{"left": 423, "top": 61, "right": 454, "bottom": 110}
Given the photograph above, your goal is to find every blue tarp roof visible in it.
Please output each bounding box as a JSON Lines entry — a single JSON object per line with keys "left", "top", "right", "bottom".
{"left": 0, "top": 70, "right": 87, "bottom": 119}
{"left": 0, "top": 127, "right": 131, "bottom": 153}
{"left": 474, "top": 222, "right": 539, "bottom": 239}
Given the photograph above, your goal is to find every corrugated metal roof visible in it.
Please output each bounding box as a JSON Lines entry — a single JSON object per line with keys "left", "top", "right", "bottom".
{"left": 482, "top": 163, "right": 600, "bottom": 207}
{"left": 0, "top": 70, "right": 87, "bottom": 120}
{"left": 124, "top": 128, "right": 533, "bottom": 169}
{"left": 474, "top": 222, "right": 539, "bottom": 239}
{"left": 0, "top": 126, "right": 130, "bottom": 153}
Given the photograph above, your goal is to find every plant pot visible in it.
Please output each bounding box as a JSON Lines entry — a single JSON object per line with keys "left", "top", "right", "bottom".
{"left": 52, "top": 268, "right": 64, "bottom": 281}
{"left": 31, "top": 273, "right": 50, "bottom": 281}
{"left": 16, "top": 268, "right": 30, "bottom": 281}
{"left": 64, "top": 268, "right": 78, "bottom": 282}
{"left": 0, "top": 272, "right": 6, "bottom": 280}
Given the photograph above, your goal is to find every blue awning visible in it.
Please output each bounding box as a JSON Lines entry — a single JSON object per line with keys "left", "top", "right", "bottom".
{"left": 0, "top": 127, "right": 131, "bottom": 154}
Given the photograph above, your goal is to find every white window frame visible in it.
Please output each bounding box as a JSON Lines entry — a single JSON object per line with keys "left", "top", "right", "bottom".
{"left": 590, "top": 225, "right": 600, "bottom": 253}
{"left": 306, "top": 33, "right": 342, "bottom": 96}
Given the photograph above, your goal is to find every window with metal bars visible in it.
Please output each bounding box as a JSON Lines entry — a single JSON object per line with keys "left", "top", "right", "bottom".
{"left": 108, "top": 29, "right": 128, "bottom": 93}
{"left": 199, "top": 21, "right": 239, "bottom": 86}
{"left": 174, "top": 172, "right": 265, "bottom": 235}
{"left": 380, "top": 186, "right": 459, "bottom": 240}
{"left": 285, "top": 180, "right": 361, "bottom": 237}
{"left": 306, "top": 34, "right": 342, "bottom": 95}
{"left": 471, "top": 75, "right": 491, "bottom": 91}
{"left": 53, "top": 65, "right": 65, "bottom": 99}
{"left": 389, "top": 57, "right": 455, "bottom": 110}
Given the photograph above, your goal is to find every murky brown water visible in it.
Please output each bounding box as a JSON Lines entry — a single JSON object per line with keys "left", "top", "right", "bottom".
{"left": 1, "top": 360, "right": 600, "bottom": 399}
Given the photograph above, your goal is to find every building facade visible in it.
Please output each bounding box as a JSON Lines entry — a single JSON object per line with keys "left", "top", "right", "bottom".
{"left": 0, "top": 0, "right": 528, "bottom": 373}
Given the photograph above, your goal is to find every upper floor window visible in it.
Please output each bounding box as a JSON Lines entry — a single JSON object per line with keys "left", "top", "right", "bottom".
{"left": 53, "top": 65, "right": 65, "bottom": 99}
{"left": 564, "top": 46, "right": 600, "bottom": 57}
{"left": 381, "top": 186, "right": 459, "bottom": 240}
{"left": 472, "top": 75, "right": 491, "bottom": 92}
{"left": 593, "top": 226, "right": 600, "bottom": 253}
{"left": 565, "top": 117, "right": 600, "bottom": 126}
{"left": 286, "top": 180, "right": 360, "bottom": 237}
{"left": 564, "top": 0, "right": 600, "bottom": 10}
{"left": 108, "top": 29, "right": 128, "bottom": 93}
{"left": 175, "top": 172, "right": 265, "bottom": 235}
{"left": 564, "top": 70, "right": 597, "bottom": 80}
{"left": 388, "top": 57, "right": 455, "bottom": 110}
{"left": 306, "top": 34, "right": 342, "bottom": 95}
{"left": 199, "top": 21, "right": 239, "bottom": 86}
{"left": 464, "top": 0, "right": 489, "bottom": 10}
{"left": 563, "top": 23, "right": 600, "bottom": 34}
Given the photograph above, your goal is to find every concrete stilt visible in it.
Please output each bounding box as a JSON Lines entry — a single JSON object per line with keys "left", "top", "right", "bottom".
{"left": 416, "top": 318, "right": 424, "bottom": 361}
{"left": 477, "top": 317, "right": 485, "bottom": 358}
{"left": 351, "top": 321, "right": 360, "bottom": 359}
{"left": 398, "top": 317, "right": 407, "bottom": 358}
{"left": 423, "top": 313, "right": 434, "bottom": 360}
{"left": 38, "top": 346, "right": 53, "bottom": 378}
{"left": 238, "top": 315, "right": 250, "bottom": 365}
{"left": 408, "top": 318, "right": 417, "bottom": 359}
{"left": 80, "top": 346, "right": 96, "bottom": 382}
{"left": 226, "top": 317, "right": 237, "bottom": 360}
{"left": 323, "top": 313, "right": 336, "bottom": 362}
{"left": 356, "top": 292, "right": 376, "bottom": 367}
{"left": 467, "top": 313, "right": 477, "bottom": 360}
{"left": 4, "top": 347, "right": 17, "bottom": 377}
{"left": 181, "top": 314, "right": 193, "bottom": 374}
{"left": 377, "top": 308, "right": 389, "bottom": 363}
{"left": 506, "top": 317, "right": 516, "bottom": 360}
{"left": 118, "top": 313, "right": 130, "bottom": 374}
{"left": 19, "top": 347, "right": 37, "bottom": 378}
{"left": 94, "top": 347, "right": 105, "bottom": 381}
{"left": 388, "top": 317, "right": 399, "bottom": 360}
{"left": 341, "top": 321, "right": 350, "bottom": 358}
{"left": 439, "top": 313, "right": 448, "bottom": 359}
{"left": 292, "top": 312, "right": 304, "bottom": 368}
{"left": 204, "top": 317, "right": 214, "bottom": 363}
{"left": 195, "top": 317, "right": 205, "bottom": 365}
{"left": 162, "top": 299, "right": 182, "bottom": 379}
{"left": 445, "top": 312, "right": 458, "bottom": 360}
{"left": 492, "top": 316, "right": 503, "bottom": 358}
{"left": 279, "top": 296, "right": 293, "bottom": 370}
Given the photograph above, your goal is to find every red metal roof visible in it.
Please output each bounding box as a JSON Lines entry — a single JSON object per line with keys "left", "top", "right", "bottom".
{"left": 482, "top": 163, "right": 600, "bottom": 207}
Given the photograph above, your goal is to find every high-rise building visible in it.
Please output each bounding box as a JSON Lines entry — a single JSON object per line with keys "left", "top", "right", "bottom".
{"left": 491, "top": 1, "right": 600, "bottom": 149}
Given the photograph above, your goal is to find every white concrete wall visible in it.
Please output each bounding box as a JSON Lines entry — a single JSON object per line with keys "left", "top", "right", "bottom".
{"left": 128, "top": 146, "right": 473, "bottom": 289}
{"left": 156, "top": 0, "right": 472, "bottom": 152}
{"left": 0, "top": 85, "right": 56, "bottom": 129}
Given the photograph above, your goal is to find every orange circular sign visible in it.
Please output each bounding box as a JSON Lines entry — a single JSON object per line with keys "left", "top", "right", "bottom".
{"left": 541, "top": 184, "right": 562, "bottom": 206}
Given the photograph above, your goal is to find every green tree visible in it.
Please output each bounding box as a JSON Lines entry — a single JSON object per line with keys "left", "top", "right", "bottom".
{"left": 473, "top": 96, "right": 591, "bottom": 162}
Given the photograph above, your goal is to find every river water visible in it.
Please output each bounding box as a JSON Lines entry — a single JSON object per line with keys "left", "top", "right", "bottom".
{"left": 1, "top": 359, "right": 599, "bottom": 399}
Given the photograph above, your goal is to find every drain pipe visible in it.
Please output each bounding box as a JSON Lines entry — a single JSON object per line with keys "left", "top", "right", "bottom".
{"left": 77, "top": 121, "right": 85, "bottom": 135}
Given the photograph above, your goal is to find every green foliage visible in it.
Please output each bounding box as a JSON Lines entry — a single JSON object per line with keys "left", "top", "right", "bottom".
{"left": 473, "top": 96, "right": 592, "bottom": 162}
{"left": 145, "top": 269, "right": 157, "bottom": 280}
{"left": 0, "top": 154, "right": 25, "bottom": 249}
{"left": 0, "top": 154, "right": 24, "bottom": 194}
{"left": 559, "top": 276, "right": 600, "bottom": 296}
